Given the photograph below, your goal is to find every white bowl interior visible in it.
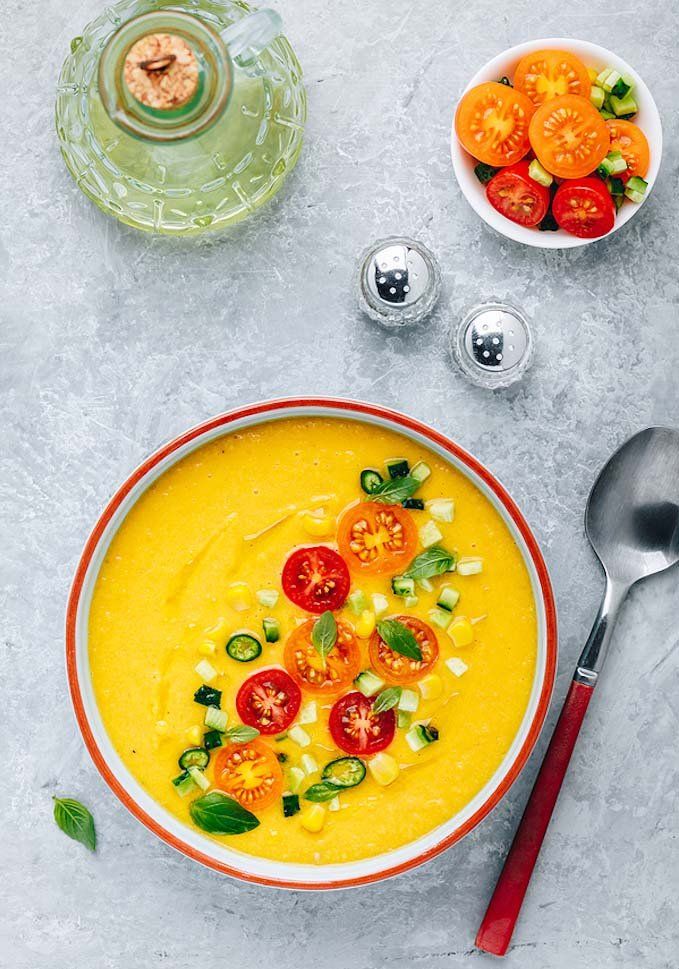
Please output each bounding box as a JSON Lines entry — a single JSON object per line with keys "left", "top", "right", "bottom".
{"left": 450, "top": 37, "right": 663, "bottom": 249}
{"left": 73, "top": 405, "right": 552, "bottom": 886}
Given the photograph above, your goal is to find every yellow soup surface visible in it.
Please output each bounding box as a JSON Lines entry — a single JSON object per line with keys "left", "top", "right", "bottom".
{"left": 89, "top": 417, "right": 537, "bottom": 865}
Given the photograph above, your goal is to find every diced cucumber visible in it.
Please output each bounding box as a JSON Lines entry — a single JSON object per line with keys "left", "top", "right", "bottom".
{"left": 428, "top": 607, "right": 451, "bottom": 630}
{"left": 360, "top": 468, "right": 384, "bottom": 494}
{"left": 598, "top": 151, "right": 627, "bottom": 176}
{"left": 398, "top": 688, "right": 420, "bottom": 713}
{"left": 610, "top": 92, "right": 638, "bottom": 117}
{"left": 298, "top": 700, "right": 318, "bottom": 724}
{"left": 256, "top": 588, "right": 279, "bottom": 608}
{"left": 262, "top": 618, "right": 280, "bottom": 643}
{"left": 397, "top": 710, "right": 412, "bottom": 730}
{"left": 625, "top": 176, "right": 648, "bottom": 203}
{"left": 348, "top": 589, "right": 369, "bottom": 616}
{"left": 457, "top": 557, "right": 483, "bottom": 576}
{"left": 386, "top": 458, "right": 410, "bottom": 479}
{"left": 610, "top": 77, "right": 632, "bottom": 98}
{"left": 426, "top": 498, "right": 455, "bottom": 523}
{"left": 474, "top": 162, "right": 499, "bottom": 185}
{"left": 194, "top": 659, "right": 217, "bottom": 683}
{"left": 528, "top": 159, "right": 553, "bottom": 187}
{"left": 354, "top": 669, "right": 386, "bottom": 697}
{"left": 204, "top": 705, "right": 228, "bottom": 732}
{"left": 288, "top": 725, "right": 311, "bottom": 748}
{"left": 437, "top": 586, "right": 460, "bottom": 612}
{"left": 392, "top": 575, "right": 415, "bottom": 597}
{"left": 282, "top": 794, "right": 300, "bottom": 817}
{"left": 287, "top": 766, "right": 305, "bottom": 794}
{"left": 600, "top": 109, "right": 616, "bottom": 120}
{"left": 404, "top": 595, "right": 419, "bottom": 609}
{"left": 193, "top": 684, "right": 221, "bottom": 708}
{"left": 410, "top": 461, "right": 431, "bottom": 483}
{"left": 420, "top": 520, "right": 443, "bottom": 548}
{"left": 371, "top": 593, "right": 389, "bottom": 616}
{"left": 598, "top": 67, "right": 622, "bottom": 92}
{"left": 608, "top": 176, "right": 625, "bottom": 197}
{"left": 402, "top": 498, "right": 425, "bottom": 510}
{"left": 328, "top": 795, "right": 340, "bottom": 812}
{"left": 445, "top": 657, "right": 469, "bottom": 677}
{"left": 187, "top": 765, "right": 210, "bottom": 791}
{"left": 300, "top": 753, "right": 319, "bottom": 775}
{"left": 171, "top": 771, "right": 197, "bottom": 797}
{"left": 596, "top": 67, "right": 613, "bottom": 87}
{"left": 203, "top": 729, "right": 223, "bottom": 750}
{"left": 589, "top": 85, "right": 605, "bottom": 110}
{"left": 405, "top": 723, "right": 439, "bottom": 752}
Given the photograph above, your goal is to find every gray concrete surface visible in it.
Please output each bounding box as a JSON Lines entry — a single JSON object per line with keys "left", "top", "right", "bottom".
{"left": 2, "top": 0, "right": 678, "bottom": 966}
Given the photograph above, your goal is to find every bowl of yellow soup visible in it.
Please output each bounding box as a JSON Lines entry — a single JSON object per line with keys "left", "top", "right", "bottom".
{"left": 66, "top": 398, "right": 557, "bottom": 888}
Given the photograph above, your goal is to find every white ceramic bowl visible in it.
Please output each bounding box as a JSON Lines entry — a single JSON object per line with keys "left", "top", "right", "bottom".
{"left": 450, "top": 38, "right": 663, "bottom": 249}
{"left": 66, "top": 398, "right": 557, "bottom": 889}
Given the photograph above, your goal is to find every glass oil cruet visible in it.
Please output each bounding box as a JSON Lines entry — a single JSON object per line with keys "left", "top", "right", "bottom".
{"left": 56, "top": 0, "right": 307, "bottom": 234}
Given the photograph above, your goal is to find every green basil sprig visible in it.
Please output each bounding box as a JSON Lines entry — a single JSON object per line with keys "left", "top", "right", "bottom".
{"left": 189, "top": 792, "right": 260, "bottom": 834}
{"left": 225, "top": 725, "right": 260, "bottom": 744}
{"left": 53, "top": 797, "right": 96, "bottom": 852}
{"left": 312, "top": 610, "right": 337, "bottom": 665}
{"left": 368, "top": 475, "right": 421, "bottom": 504}
{"left": 404, "top": 545, "right": 456, "bottom": 580}
{"left": 377, "top": 619, "right": 422, "bottom": 661}
{"left": 372, "top": 686, "right": 402, "bottom": 714}
{"left": 304, "top": 783, "right": 341, "bottom": 803}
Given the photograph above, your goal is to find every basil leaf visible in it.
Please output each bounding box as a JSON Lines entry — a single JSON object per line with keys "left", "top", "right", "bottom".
{"left": 225, "top": 725, "right": 260, "bottom": 744}
{"left": 404, "top": 545, "right": 455, "bottom": 580}
{"left": 373, "top": 686, "right": 402, "bottom": 714}
{"left": 53, "top": 797, "right": 96, "bottom": 852}
{"left": 312, "top": 610, "right": 337, "bottom": 663}
{"left": 304, "top": 783, "right": 341, "bottom": 802}
{"left": 377, "top": 619, "right": 422, "bottom": 661}
{"left": 189, "top": 791, "right": 260, "bottom": 834}
{"left": 369, "top": 475, "right": 420, "bottom": 504}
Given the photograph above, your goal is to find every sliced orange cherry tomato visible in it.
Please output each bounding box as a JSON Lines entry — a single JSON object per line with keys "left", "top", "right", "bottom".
{"left": 514, "top": 49, "right": 591, "bottom": 107}
{"left": 486, "top": 160, "right": 551, "bottom": 227}
{"left": 236, "top": 668, "right": 301, "bottom": 735}
{"left": 337, "top": 501, "right": 418, "bottom": 575}
{"left": 329, "top": 691, "right": 396, "bottom": 755}
{"left": 369, "top": 616, "right": 439, "bottom": 685}
{"left": 605, "top": 119, "right": 650, "bottom": 179}
{"left": 212, "top": 739, "right": 283, "bottom": 812}
{"left": 455, "top": 81, "right": 535, "bottom": 167}
{"left": 284, "top": 618, "right": 361, "bottom": 695}
{"left": 281, "top": 545, "right": 350, "bottom": 614}
{"left": 529, "top": 94, "right": 610, "bottom": 179}
{"left": 552, "top": 178, "right": 616, "bottom": 239}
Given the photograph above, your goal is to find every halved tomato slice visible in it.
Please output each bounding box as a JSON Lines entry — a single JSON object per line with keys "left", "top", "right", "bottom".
{"left": 529, "top": 94, "right": 610, "bottom": 178}
{"left": 514, "top": 49, "right": 591, "bottom": 107}
{"left": 605, "top": 119, "right": 650, "bottom": 179}
{"left": 236, "top": 668, "right": 301, "bottom": 735}
{"left": 329, "top": 691, "right": 396, "bottom": 756}
{"left": 369, "top": 616, "right": 439, "bottom": 684}
{"left": 486, "top": 160, "right": 551, "bottom": 227}
{"left": 212, "top": 739, "right": 283, "bottom": 812}
{"left": 284, "top": 618, "right": 361, "bottom": 695}
{"left": 552, "top": 178, "right": 616, "bottom": 239}
{"left": 337, "top": 501, "right": 418, "bottom": 575}
{"left": 455, "top": 81, "right": 535, "bottom": 167}
{"left": 281, "top": 546, "right": 350, "bottom": 614}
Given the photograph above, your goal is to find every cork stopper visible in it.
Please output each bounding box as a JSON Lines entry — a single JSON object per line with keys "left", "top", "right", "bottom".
{"left": 123, "top": 33, "right": 199, "bottom": 110}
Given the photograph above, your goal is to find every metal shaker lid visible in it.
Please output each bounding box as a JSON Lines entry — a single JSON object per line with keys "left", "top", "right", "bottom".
{"left": 357, "top": 237, "right": 441, "bottom": 327}
{"left": 451, "top": 300, "right": 533, "bottom": 389}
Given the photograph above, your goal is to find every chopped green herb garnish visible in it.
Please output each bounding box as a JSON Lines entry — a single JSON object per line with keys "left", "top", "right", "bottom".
{"left": 369, "top": 475, "right": 421, "bottom": 504}
{"left": 373, "top": 686, "right": 402, "bottom": 714}
{"left": 376, "top": 619, "right": 422, "bottom": 661}
{"left": 312, "top": 610, "right": 337, "bottom": 665}
{"left": 53, "top": 797, "right": 96, "bottom": 852}
{"left": 404, "top": 545, "right": 456, "bottom": 580}
{"left": 303, "top": 782, "right": 343, "bottom": 803}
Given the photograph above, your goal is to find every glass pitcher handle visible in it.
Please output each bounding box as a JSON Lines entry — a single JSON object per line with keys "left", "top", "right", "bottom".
{"left": 220, "top": 9, "right": 283, "bottom": 67}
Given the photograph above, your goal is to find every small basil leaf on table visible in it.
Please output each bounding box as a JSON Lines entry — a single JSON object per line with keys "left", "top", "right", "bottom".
{"left": 404, "top": 545, "right": 455, "bottom": 580}
{"left": 304, "top": 782, "right": 341, "bottom": 802}
{"left": 377, "top": 619, "right": 422, "bottom": 661}
{"left": 189, "top": 792, "right": 260, "bottom": 834}
{"left": 373, "top": 686, "right": 402, "bottom": 713}
{"left": 224, "top": 725, "right": 260, "bottom": 744}
{"left": 312, "top": 610, "right": 337, "bottom": 662}
{"left": 53, "top": 797, "right": 96, "bottom": 852}
{"left": 369, "top": 475, "right": 420, "bottom": 504}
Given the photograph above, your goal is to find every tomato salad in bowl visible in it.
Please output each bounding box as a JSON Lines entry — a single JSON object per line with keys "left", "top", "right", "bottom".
{"left": 451, "top": 39, "right": 662, "bottom": 248}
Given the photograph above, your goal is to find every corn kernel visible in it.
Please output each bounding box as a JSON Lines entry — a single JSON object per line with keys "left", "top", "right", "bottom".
{"left": 155, "top": 720, "right": 169, "bottom": 736}
{"left": 368, "top": 752, "right": 400, "bottom": 786}
{"left": 198, "top": 640, "right": 217, "bottom": 656}
{"left": 225, "top": 583, "right": 251, "bottom": 612}
{"left": 300, "top": 803, "right": 326, "bottom": 833}
{"left": 301, "top": 512, "right": 335, "bottom": 537}
{"left": 185, "top": 725, "right": 202, "bottom": 746}
{"left": 356, "top": 609, "right": 376, "bottom": 639}
{"left": 418, "top": 673, "right": 443, "bottom": 700}
{"left": 447, "top": 617, "right": 474, "bottom": 648}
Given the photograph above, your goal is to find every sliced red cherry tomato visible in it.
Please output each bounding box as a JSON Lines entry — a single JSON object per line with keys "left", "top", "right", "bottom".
{"left": 337, "top": 501, "right": 418, "bottom": 575}
{"left": 282, "top": 545, "right": 350, "bottom": 613}
{"left": 486, "top": 161, "right": 551, "bottom": 227}
{"left": 284, "top": 618, "right": 361, "bottom": 695}
{"left": 552, "top": 177, "right": 615, "bottom": 238}
{"left": 329, "top": 691, "right": 396, "bottom": 756}
{"left": 212, "top": 739, "right": 283, "bottom": 812}
{"left": 369, "top": 615, "right": 439, "bottom": 685}
{"left": 236, "top": 668, "right": 301, "bottom": 736}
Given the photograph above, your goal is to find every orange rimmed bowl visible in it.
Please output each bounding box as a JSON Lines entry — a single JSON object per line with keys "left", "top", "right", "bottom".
{"left": 66, "top": 397, "right": 557, "bottom": 889}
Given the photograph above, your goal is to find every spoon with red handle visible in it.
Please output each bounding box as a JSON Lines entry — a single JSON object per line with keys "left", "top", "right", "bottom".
{"left": 476, "top": 426, "right": 679, "bottom": 956}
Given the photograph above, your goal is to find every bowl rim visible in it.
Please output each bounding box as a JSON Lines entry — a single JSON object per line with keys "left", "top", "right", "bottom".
{"left": 66, "top": 396, "right": 558, "bottom": 889}
{"left": 450, "top": 36, "right": 663, "bottom": 249}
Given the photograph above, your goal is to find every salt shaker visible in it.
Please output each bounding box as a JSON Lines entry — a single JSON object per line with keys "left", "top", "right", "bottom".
{"left": 451, "top": 299, "right": 534, "bottom": 389}
{"left": 357, "top": 237, "right": 441, "bottom": 328}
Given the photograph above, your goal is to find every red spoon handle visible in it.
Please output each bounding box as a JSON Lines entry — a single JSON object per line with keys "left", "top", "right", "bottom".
{"left": 475, "top": 678, "right": 595, "bottom": 956}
